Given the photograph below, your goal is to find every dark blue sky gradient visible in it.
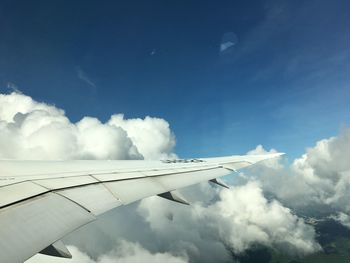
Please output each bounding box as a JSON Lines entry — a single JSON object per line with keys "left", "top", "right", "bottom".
{"left": 1, "top": 0, "right": 349, "bottom": 158}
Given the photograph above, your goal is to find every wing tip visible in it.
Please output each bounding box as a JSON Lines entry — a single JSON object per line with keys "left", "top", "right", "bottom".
{"left": 270, "top": 152, "right": 285, "bottom": 157}
{"left": 252, "top": 152, "right": 285, "bottom": 162}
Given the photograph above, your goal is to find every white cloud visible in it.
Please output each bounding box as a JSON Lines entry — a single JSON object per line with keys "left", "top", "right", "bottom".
{"left": 138, "top": 182, "right": 320, "bottom": 259}
{"left": 240, "top": 129, "right": 350, "bottom": 233}
{"left": 250, "top": 130, "right": 350, "bottom": 214}
{"left": 0, "top": 92, "right": 62, "bottom": 123}
{"left": 291, "top": 129, "right": 350, "bottom": 212}
{"left": 108, "top": 114, "right": 176, "bottom": 160}
{"left": 209, "top": 182, "right": 319, "bottom": 255}
{"left": 330, "top": 212, "right": 350, "bottom": 229}
{"left": 0, "top": 92, "right": 175, "bottom": 160}
{"left": 76, "top": 117, "right": 140, "bottom": 160}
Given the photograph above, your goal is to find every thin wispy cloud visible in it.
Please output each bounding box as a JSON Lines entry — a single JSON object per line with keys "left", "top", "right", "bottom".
{"left": 76, "top": 66, "right": 97, "bottom": 88}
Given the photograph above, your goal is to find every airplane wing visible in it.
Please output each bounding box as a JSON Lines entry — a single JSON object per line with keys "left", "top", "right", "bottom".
{"left": 0, "top": 153, "right": 283, "bottom": 262}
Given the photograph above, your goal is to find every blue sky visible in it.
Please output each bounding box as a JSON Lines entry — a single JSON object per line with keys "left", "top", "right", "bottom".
{"left": 0, "top": 0, "right": 349, "bottom": 159}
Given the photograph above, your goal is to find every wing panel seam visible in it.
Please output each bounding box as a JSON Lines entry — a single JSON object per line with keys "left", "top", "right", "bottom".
{"left": 0, "top": 166, "right": 222, "bottom": 210}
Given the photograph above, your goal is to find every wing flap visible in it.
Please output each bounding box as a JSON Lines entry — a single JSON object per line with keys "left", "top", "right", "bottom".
{"left": 104, "top": 177, "right": 166, "bottom": 205}
{"left": 101, "top": 167, "right": 230, "bottom": 205}
{"left": 93, "top": 171, "right": 145, "bottom": 182}
{"left": 0, "top": 193, "right": 95, "bottom": 263}
{"left": 0, "top": 181, "right": 48, "bottom": 208}
{"left": 34, "top": 175, "right": 98, "bottom": 190}
{"left": 57, "top": 184, "right": 123, "bottom": 215}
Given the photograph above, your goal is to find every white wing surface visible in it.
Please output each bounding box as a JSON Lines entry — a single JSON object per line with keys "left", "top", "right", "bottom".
{"left": 0, "top": 153, "right": 283, "bottom": 262}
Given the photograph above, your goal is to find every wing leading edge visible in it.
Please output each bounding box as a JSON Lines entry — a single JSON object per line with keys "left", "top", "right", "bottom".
{"left": 0, "top": 153, "right": 283, "bottom": 262}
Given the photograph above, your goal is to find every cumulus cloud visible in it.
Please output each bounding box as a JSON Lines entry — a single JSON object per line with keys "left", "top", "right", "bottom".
{"left": 291, "top": 129, "right": 350, "bottom": 212}
{"left": 26, "top": 242, "right": 188, "bottom": 263}
{"left": 108, "top": 114, "right": 176, "bottom": 160}
{"left": 0, "top": 92, "right": 175, "bottom": 160}
{"left": 243, "top": 129, "right": 350, "bottom": 228}
{"left": 206, "top": 183, "right": 319, "bottom": 255}
{"left": 138, "top": 182, "right": 320, "bottom": 260}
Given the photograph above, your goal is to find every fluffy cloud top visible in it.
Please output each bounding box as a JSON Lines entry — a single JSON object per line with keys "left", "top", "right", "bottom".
{"left": 292, "top": 130, "right": 350, "bottom": 212}
{"left": 138, "top": 182, "right": 320, "bottom": 260}
{"left": 244, "top": 129, "right": 350, "bottom": 229}
{"left": 205, "top": 182, "right": 320, "bottom": 255}
{"left": 108, "top": 114, "right": 176, "bottom": 160}
{"left": 0, "top": 92, "right": 176, "bottom": 160}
